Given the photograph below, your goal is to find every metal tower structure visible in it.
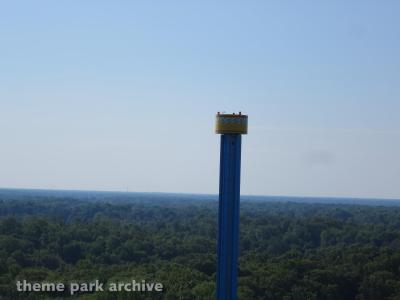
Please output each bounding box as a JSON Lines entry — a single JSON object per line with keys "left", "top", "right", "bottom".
{"left": 215, "top": 112, "right": 248, "bottom": 300}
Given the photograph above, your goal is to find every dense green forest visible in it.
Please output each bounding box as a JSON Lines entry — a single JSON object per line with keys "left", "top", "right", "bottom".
{"left": 1, "top": 190, "right": 400, "bottom": 299}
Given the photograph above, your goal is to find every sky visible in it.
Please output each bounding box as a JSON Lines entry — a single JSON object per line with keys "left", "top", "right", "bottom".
{"left": 0, "top": 1, "right": 399, "bottom": 199}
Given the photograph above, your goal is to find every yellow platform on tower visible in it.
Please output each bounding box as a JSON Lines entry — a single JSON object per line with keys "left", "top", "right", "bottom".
{"left": 215, "top": 113, "right": 248, "bottom": 134}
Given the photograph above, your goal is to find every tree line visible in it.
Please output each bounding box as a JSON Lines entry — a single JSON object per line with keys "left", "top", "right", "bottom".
{"left": 1, "top": 193, "right": 400, "bottom": 299}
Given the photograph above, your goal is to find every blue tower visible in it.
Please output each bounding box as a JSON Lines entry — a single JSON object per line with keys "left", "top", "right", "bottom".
{"left": 215, "top": 112, "right": 248, "bottom": 300}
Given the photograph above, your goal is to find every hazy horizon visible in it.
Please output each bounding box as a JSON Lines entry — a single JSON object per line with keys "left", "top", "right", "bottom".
{"left": 1, "top": 186, "right": 400, "bottom": 202}
{"left": 1, "top": 2, "right": 399, "bottom": 199}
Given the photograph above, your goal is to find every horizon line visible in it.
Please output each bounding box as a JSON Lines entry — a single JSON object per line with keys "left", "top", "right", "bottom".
{"left": 0, "top": 186, "right": 399, "bottom": 202}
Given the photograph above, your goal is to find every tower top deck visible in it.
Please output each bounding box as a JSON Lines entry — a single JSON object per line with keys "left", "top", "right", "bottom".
{"left": 215, "top": 112, "right": 248, "bottom": 135}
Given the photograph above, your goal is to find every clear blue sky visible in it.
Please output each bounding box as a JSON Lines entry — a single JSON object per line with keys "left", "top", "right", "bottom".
{"left": 1, "top": 1, "right": 399, "bottom": 198}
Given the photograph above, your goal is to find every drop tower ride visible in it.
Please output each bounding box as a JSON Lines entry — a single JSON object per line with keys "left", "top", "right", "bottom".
{"left": 215, "top": 112, "right": 248, "bottom": 300}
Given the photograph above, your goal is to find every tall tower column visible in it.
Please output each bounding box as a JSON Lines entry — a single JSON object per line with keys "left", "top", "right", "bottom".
{"left": 215, "top": 112, "right": 248, "bottom": 300}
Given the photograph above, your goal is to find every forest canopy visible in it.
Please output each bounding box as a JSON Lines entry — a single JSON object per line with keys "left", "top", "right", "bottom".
{"left": 1, "top": 190, "right": 400, "bottom": 299}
